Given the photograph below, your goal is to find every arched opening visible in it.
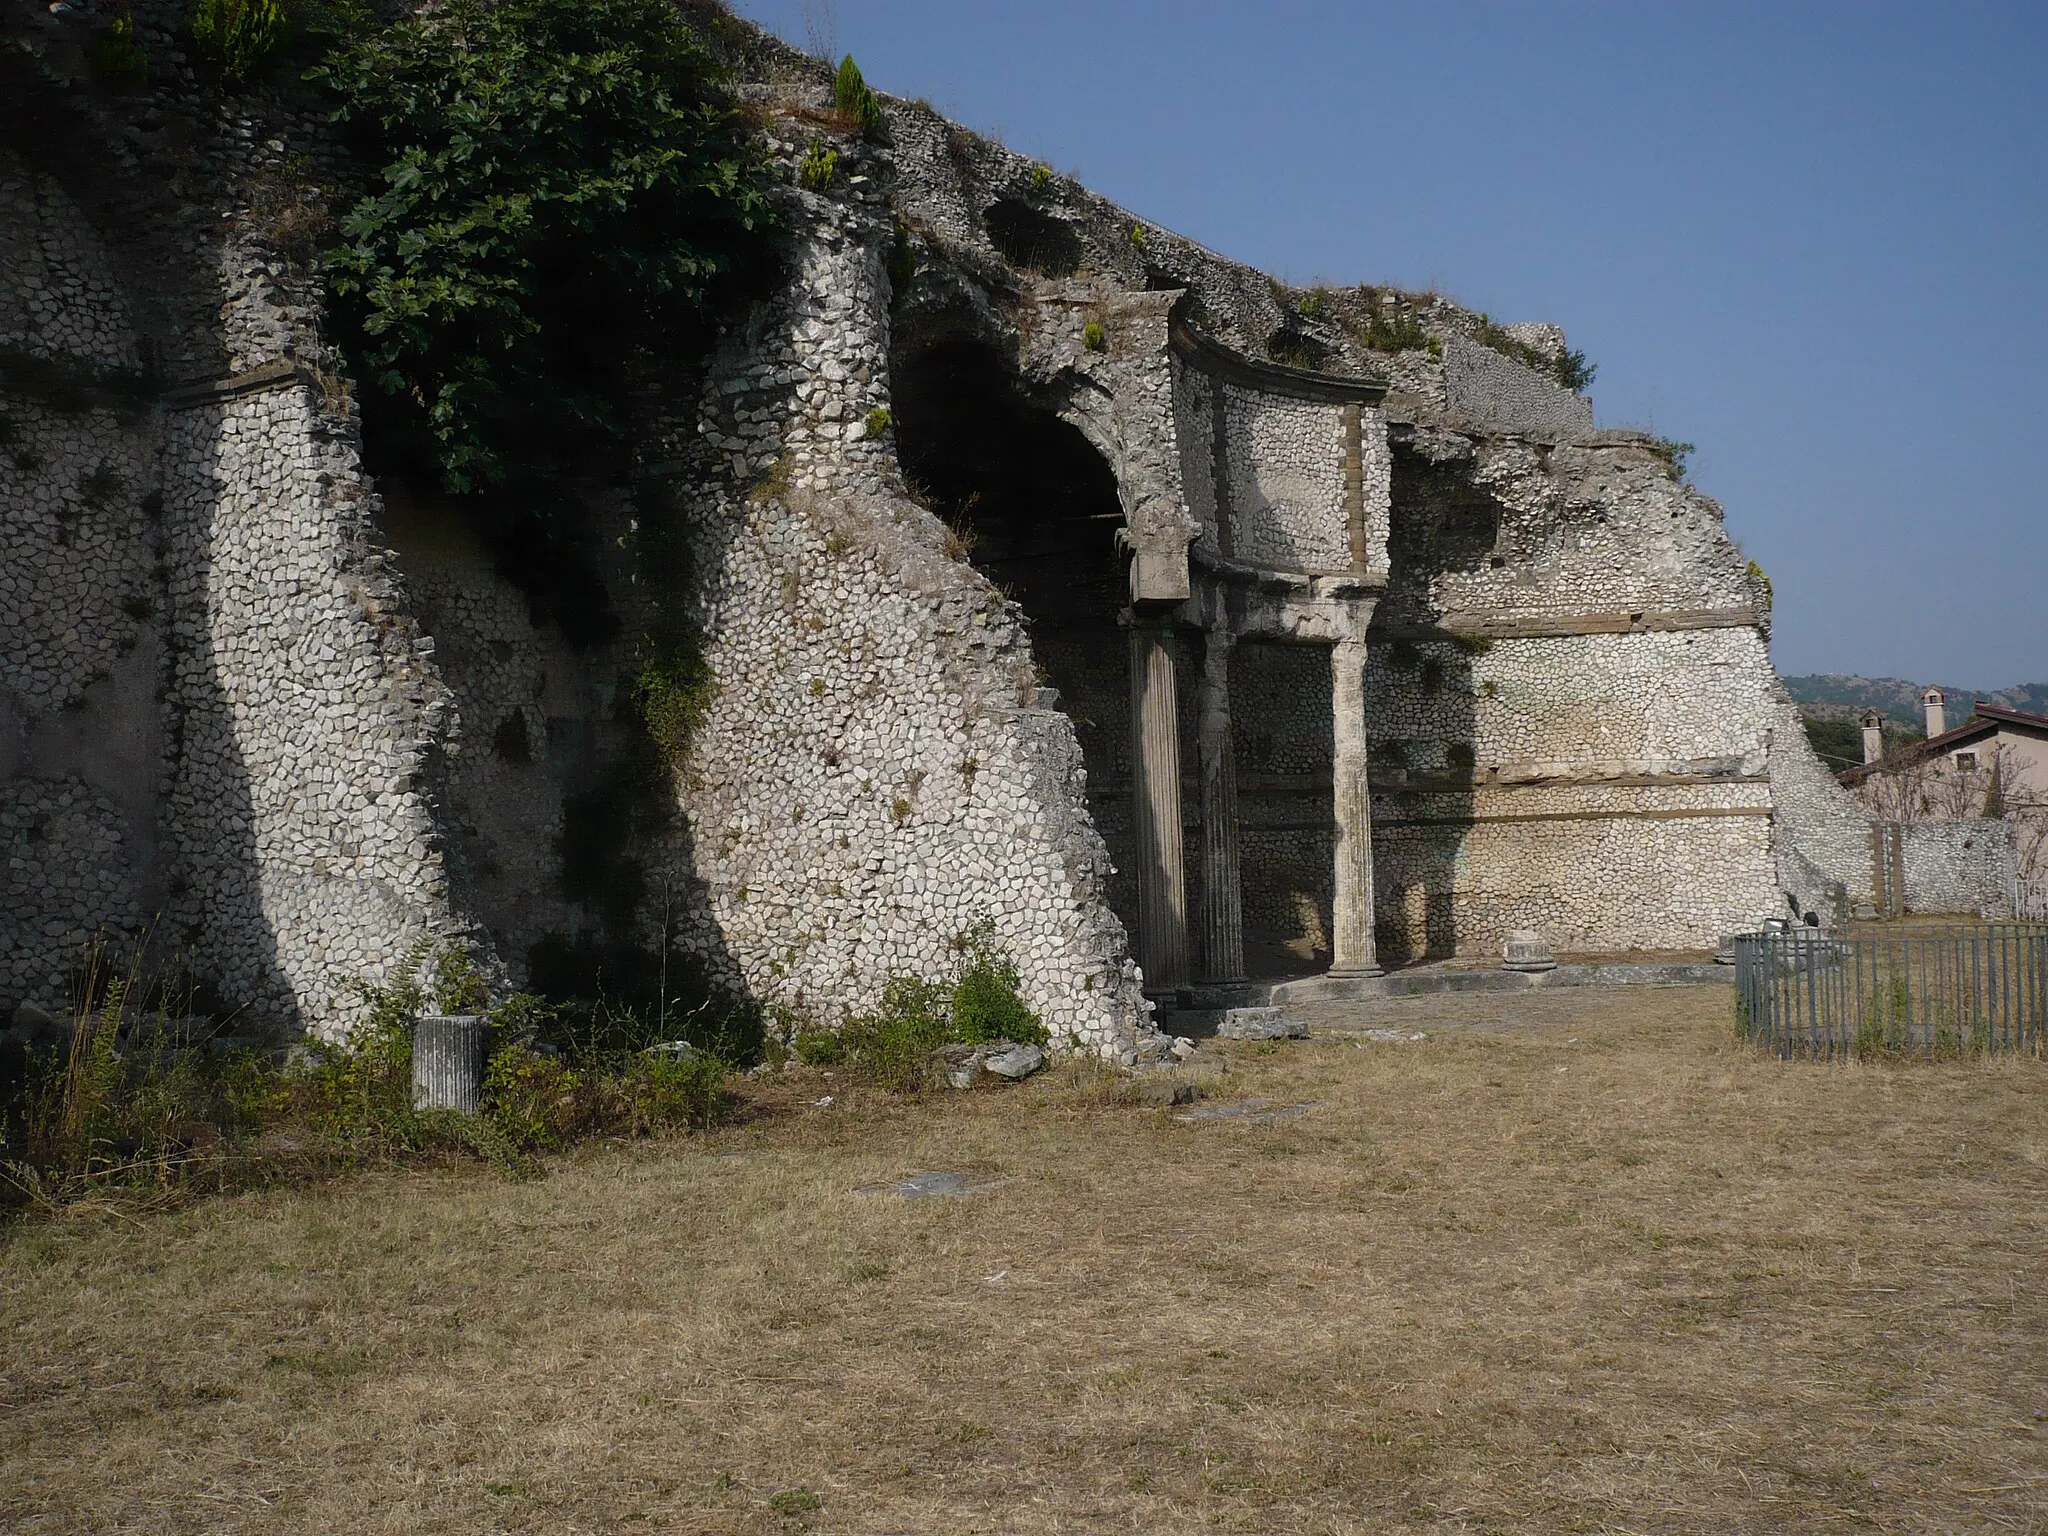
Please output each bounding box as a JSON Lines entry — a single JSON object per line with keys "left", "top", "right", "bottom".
{"left": 890, "top": 333, "right": 1154, "bottom": 937}
{"left": 982, "top": 200, "right": 1083, "bottom": 278}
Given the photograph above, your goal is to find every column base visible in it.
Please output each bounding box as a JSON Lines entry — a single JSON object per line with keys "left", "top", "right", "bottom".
{"left": 1325, "top": 962, "right": 1383, "bottom": 980}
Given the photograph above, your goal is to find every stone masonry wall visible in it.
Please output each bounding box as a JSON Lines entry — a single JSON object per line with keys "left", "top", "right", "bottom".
{"left": 1367, "top": 430, "right": 1812, "bottom": 955}
{"left": 1221, "top": 386, "right": 1349, "bottom": 572}
{"left": 1, "top": 146, "right": 166, "bottom": 1013}
{"left": 12, "top": 1, "right": 2011, "bottom": 1044}
{"left": 376, "top": 496, "right": 628, "bottom": 977}
{"left": 667, "top": 152, "right": 1152, "bottom": 1058}
{"left": 1765, "top": 685, "right": 1877, "bottom": 924}
{"left": 160, "top": 381, "right": 459, "bottom": 1033}
{"left": 1441, "top": 334, "right": 1594, "bottom": 442}
{"left": 1364, "top": 628, "right": 1781, "bottom": 955}
{"left": 1902, "top": 819, "right": 2015, "bottom": 918}
{"left": 2, "top": 24, "right": 464, "bottom": 1035}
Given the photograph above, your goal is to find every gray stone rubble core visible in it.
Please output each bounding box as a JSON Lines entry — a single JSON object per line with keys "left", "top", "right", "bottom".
{"left": 0, "top": 5, "right": 2019, "bottom": 1060}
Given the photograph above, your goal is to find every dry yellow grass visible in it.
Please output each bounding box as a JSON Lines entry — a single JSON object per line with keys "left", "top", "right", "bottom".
{"left": 3, "top": 984, "right": 2046, "bottom": 1534}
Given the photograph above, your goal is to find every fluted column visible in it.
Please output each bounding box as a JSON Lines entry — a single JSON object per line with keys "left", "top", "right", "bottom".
{"left": 1129, "top": 621, "right": 1190, "bottom": 990}
{"left": 1329, "top": 636, "right": 1382, "bottom": 977}
{"left": 1198, "top": 628, "right": 1245, "bottom": 982}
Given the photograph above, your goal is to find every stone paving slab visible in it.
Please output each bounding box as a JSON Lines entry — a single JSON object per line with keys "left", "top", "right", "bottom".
{"left": 1171, "top": 1098, "right": 1323, "bottom": 1126}
{"left": 855, "top": 1171, "right": 1006, "bottom": 1200}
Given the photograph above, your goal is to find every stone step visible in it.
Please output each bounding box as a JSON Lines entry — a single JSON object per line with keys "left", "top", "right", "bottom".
{"left": 1157, "top": 1005, "right": 1310, "bottom": 1041}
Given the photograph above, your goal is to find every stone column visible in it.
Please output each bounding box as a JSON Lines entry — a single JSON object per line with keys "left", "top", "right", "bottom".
{"left": 1198, "top": 628, "right": 1245, "bottom": 982}
{"left": 1129, "top": 621, "right": 1190, "bottom": 990}
{"left": 1329, "top": 636, "right": 1382, "bottom": 977}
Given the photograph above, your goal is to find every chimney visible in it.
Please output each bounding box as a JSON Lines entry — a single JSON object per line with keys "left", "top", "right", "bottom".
{"left": 1859, "top": 708, "right": 1885, "bottom": 766}
{"left": 1922, "top": 687, "right": 1946, "bottom": 739}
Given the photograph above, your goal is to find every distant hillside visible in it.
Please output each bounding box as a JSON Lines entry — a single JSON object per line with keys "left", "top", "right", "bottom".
{"left": 1784, "top": 674, "right": 2048, "bottom": 727}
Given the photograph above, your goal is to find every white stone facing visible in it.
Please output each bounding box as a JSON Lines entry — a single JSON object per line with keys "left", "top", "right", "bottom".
{"left": 3, "top": 16, "right": 2014, "bottom": 1047}
{"left": 159, "top": 384, "right": 458, "bottom": 1034}
{"left": 671, "top": 193, "right": 1153, "bottom": 1060}
{"left": 1221, "top": 385, "right": 1349, "bottom": 572}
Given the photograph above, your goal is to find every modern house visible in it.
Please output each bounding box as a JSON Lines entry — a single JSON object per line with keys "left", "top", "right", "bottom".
{"left": 1841, "top": 690, "right": 2048, "bottom": 814}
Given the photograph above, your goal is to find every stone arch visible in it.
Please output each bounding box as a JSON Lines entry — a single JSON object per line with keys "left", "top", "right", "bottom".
{"left": 888, "top": 331, "right": 1159, "bottom": 944}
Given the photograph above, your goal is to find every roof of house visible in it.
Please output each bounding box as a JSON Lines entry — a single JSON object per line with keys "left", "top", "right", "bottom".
{"left": 1836, "top": 703, "right": 2048, "bottom": 786}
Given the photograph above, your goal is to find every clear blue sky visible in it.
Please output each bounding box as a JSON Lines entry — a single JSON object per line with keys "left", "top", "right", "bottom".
{"left": 733, "top": 1, "right": 2047, "bottom": 688}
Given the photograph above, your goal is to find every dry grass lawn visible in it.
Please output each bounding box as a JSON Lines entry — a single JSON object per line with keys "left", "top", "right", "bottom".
{"left": 3, "top": 984, "right": 2046, "bottom": 1534}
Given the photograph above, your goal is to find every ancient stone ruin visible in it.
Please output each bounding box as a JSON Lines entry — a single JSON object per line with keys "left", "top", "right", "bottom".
{"left": 1, "top": 6, "right": 2016, "bottom": 1064}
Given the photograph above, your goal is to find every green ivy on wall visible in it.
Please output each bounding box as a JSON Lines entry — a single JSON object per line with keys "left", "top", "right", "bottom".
{"left": 315, "top": 0, "right": 781, "bottom": 503}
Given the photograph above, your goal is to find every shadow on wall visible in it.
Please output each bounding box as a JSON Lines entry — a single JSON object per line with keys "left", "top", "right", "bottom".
{"left": 375, "top": 484, "right": 757, "bottom": 1057}
{"left": 1367, "top": 440, "right": 1500, "bottom": 966}
{"left": 1232, "top": 638, "right": 1334, "bottom": 979}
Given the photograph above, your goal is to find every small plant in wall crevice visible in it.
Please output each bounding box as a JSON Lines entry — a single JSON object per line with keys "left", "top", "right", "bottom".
{"left": 799, "top": 139, "right": 839, "bottom": 192}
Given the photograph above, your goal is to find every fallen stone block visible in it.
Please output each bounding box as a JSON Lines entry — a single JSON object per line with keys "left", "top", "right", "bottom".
{"left": 1135, "top": 1077, "right": 1197, "bottom": 1108}
{"left": 1213, "top": 1007, "right": 1310, "bottom": 1041}
{"left": 930, "top": 1038, "right": 1048, "bottom": 1088}
{"left": 982, "top": 1042, "right": 1046, "bottom": 1079}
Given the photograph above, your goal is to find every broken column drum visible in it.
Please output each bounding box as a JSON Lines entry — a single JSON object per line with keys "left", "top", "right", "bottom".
{"left": 413, "top": 1014, "right": 487, "bottom": 1113}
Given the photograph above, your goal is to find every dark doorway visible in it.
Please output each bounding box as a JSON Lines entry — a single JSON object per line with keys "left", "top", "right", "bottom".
{"left": 890, "top": 334, "right": 1146, "bottom": 927}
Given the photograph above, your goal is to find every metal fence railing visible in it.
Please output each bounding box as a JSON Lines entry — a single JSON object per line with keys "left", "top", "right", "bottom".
{"left": 1734, "top": 924, "right": 2048, "bottom": 1058}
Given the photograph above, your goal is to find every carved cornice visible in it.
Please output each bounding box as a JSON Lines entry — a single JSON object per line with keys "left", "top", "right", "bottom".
{"left": 1169, "top": 315, "right": 1388, "bottom": 405}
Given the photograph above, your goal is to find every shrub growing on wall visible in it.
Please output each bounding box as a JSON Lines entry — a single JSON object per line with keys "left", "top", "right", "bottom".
{"left": 314, "top": 0, "right": 783, "bottom": 639}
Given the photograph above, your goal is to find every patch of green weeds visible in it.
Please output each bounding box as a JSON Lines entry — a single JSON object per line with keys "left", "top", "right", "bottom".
{"left": 192, "top": 0, "right": 288, "bottom": 82}
{"left": 1082, "top": 320, "right": 1106, "bottom": 352}
{"left": 791, "top": 1028, "right": 844, "bottom": 1067}
{"left": 798, "top": 139, "right": 839, "bottom": 192}
{"left": 769, "top": 1487, "right": 821, "bottom": 1517}
{"left": 1, "top": 936, "right": 738, "bottom": 1218}
{"left": 1358, "top": 301, "right": 1430, "bottom": 354}
{"left": 839, "top": 920, "right": 1046, "bottom": 1092}
{"left": 1554, "top": 346, "right": 1596, "bottom": 392}
{"left": 95, "top": 11, "right": 150, "bottom": 88}
{"left": 1648, "top": 438, "right": 1694, "bottom": 480}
